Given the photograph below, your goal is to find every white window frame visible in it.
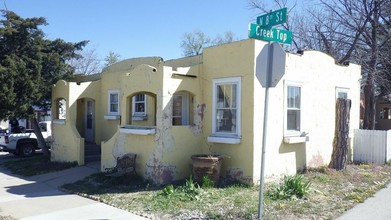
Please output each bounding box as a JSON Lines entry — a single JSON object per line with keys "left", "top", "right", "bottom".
{"left": 172, "top": 92, "right": 189, "bottom": 126}
{"left": 108, "top": 89, "right": 120, "bottom": 115}
{"left": 284, "top": 82, "right": 302, "bottom": 136}
{"left": 211, "top": 77, "right": 241, "bottom": 138}
{"left": 336, "top": 87, "right": 349, "bottom": 100}
{"left": 133, "top": 94, "right": 147, "bottom": 116}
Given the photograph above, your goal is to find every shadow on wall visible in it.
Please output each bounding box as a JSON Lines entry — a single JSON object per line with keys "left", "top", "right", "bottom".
{"left": 278, "top": 140, "right": 307, "bottom": 173}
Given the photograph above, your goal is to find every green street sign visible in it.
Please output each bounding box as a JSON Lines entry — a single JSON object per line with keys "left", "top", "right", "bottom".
{"left": 249, "top": 23, "right": 292, "bottom": 44}
{"left": 257, "top": 8, "right": 287, "bottom": 28}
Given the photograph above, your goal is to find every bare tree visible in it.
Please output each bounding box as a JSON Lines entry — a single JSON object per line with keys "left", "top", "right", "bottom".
{"left": 249, "top": 0, "right": 391, "bottom": 129}
{"left": 212, "top": 31, "right": 235, "bottom": 45}
{"left": 180, "top": 30, "right": 236, "bottom": 57}
{"left": 104, "top": 51, "right": 121, "bottom": 67}
{"left": 180, "top": 30, "right": 211, "bottom": 56}
{"left": 68, "top": 45, "right": 102, "bottom": 75}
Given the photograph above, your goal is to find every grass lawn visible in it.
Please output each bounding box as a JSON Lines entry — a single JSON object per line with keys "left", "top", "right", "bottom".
{"left": 2, "top": 154, "right": 78, "bottom": 177}
{"left": 62, "top": 163, "right": 391, "bottom": 220}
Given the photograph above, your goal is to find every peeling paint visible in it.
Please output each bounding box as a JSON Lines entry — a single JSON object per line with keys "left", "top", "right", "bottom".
{"left": 191, "top": 103, "right": 206, "bottom": 135}
{"left": 144, "top": 89, "right": 177, "bottom": 185}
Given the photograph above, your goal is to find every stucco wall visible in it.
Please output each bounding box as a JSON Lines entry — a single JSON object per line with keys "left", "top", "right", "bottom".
{"left": 52, "top": 39, "right": 361, "bottom": 185}
{"left": 51, "top": 80, "right": 84, "bottom": 165}
{"left": 201, "top": 40, "right": 258, "bottom": 183}
{"left": 251, "top": 41, "right": 361, "bottom": 179}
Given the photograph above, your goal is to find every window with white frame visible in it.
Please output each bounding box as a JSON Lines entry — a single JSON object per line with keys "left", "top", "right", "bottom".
{"left": 212, "top": 77, "right": 241, "bottom": 136}
{"left": 336, "top": 87, "right": 349, "bottom": 99}
{"left": 108, "top": 90, "right": 120, "bottom": 115}
{"left": 172, "top": 92, "right": 189, "bottom": 126}
{"left": 286, "top": 85, "right": 301, "bottom": 134}
{"left": 133, "top": 94, "right": 146, "bottom": 116}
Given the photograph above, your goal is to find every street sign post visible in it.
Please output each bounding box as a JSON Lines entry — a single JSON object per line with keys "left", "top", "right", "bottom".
{"left": 249, "top": 8, "right": 291, "bottom": 220}
{"left": 249, "top": 23, "right": 292, "bottom": 44}
{"left": 257, "top": 7, "right": 287, "bottom": 28}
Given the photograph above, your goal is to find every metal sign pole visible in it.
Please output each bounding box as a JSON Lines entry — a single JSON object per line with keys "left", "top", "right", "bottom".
{"left": 258, "top": 42, "right": 274, "bottom": 219}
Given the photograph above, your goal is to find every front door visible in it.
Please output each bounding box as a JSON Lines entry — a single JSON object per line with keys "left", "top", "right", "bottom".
{"left": 85, "top": 99, "right": 95, "bottom": 143}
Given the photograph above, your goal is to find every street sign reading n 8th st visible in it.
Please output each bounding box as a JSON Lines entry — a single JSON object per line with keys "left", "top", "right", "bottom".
{"left": 249, "top": 23, "right": 292, "bottom": 44}
{"left": 257, "top": 7, "right": 287, "bottom": 28}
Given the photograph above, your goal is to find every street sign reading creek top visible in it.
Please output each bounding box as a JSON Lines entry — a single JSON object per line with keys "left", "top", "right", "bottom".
{"left": 249, "top": 23, "right": 292, "bottom": 44}
{"left": 249, "top": 7, "right": 292, "bottom": 45}
{"left": 257, "top": 7, "right": 287, "bottom": 27}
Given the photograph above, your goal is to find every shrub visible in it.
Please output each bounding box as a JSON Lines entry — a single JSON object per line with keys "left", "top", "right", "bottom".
{"left": 267, "top": 174, "right": 311, "bottom": 200}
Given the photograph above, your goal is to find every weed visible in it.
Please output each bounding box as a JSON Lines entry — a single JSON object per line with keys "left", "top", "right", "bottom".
{"left": 362, "top": 172, "right": 373, "bottom": 178}
{"left": 161, "top": 184, "right": 175, "bottom": 196}
{"left": 202, "top": 175, "right": 214, "bottom": 188}
{"left": 62, "top": 164, "right": 391, "bottom": 220}
{"left": 358, "top": 164, "right": 370, "bottom": 169}
{"left": 267, "top": 174, "right": 311, "bottom": 200}
{"left": 316, "top": 174, "right": 331, "bottom": 183}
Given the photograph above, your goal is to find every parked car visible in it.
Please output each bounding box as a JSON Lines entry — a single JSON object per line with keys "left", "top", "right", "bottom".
{"left": 0, "top": 121, "right": 52, "bottom": 157}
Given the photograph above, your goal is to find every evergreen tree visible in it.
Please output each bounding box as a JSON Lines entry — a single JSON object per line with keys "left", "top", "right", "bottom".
{"left": 0, "top": 10, "right": 87, "bottom": 155}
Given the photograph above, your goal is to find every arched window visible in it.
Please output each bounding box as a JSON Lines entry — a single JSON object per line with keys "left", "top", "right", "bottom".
{"left": 55, "top": 98, "right": 67, "bottom": 119}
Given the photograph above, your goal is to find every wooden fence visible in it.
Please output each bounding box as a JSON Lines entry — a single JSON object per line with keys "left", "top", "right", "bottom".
{"left": 353, "top": 129, "right": 391, "bottom": 164}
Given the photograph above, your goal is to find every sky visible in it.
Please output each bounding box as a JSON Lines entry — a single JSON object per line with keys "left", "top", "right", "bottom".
{"left": 3, "top": 1, "right": 263, "bottom": 61}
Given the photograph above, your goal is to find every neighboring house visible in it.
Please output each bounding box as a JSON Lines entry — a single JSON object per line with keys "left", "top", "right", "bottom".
{"left": 51, "top": 39, "right": 361, "bottom": 185}
{"left": 0, "top": 108, "right": 51, "bottom": 132}
{"left": 375, "top": 96, "right": 391, "bottom": 130}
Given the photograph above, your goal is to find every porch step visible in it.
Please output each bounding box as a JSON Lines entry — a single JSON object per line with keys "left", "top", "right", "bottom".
{"left": 85, "top": 143, "right": 101, "bottom": 163}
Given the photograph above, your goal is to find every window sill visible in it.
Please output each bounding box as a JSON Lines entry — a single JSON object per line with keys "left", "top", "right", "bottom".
{"left": 119, "top": 125, "right": 156, "bottom": 135}
{"left": 53, "top": 119, "right": 66, "bottom": 125}
{"left": 104, "top": 115, "right": 120, "bottom": 120}
{"left": 283, "top": 136, "right": 309, "bottom": 144}
{"left": 132, "top": 115, "right": 148, "bottom": 121}
{"left": 207, "top": 136, "right": 241, "bottom": 144}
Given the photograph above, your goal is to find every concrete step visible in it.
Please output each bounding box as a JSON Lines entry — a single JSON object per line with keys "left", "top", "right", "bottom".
{"left": 85, "top": 154, "right": 101, "bottom": 163}
{"left": 85, "top": 143, "right": 101, "bottom": 163}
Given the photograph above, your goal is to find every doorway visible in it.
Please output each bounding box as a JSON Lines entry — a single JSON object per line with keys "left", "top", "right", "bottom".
{"left": 85, "top": 98, "right": 95, "bottom": 143}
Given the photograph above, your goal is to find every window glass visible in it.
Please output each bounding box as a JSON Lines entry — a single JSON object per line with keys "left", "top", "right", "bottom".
{"left": 108, "top": 90, "right": 120, "bottom": 115}
{"left": 380, "top": 108, "right": 391, "bottom": 119}
{"left": 133, "top": 94, "right": 146, "bottom": 115}
{"left": 336, "top": 88, "right": 349, "bottom": 100}
{"left": 110, "top": 93, "right": 119, "bottom": 113}
{"left": 173, "top": 95, "right": 183, "bottom": 125}
{"left": 287, "top": 86, "right": 300, "bottom": 132}
{"left": 216, "top": 83, "right": 238, "bottom": 134}
{"left": 337, "top": 92, "right": 348, "bottom": 99}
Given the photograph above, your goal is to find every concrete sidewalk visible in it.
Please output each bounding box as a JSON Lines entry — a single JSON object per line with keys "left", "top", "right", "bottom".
{"left": 0, "top": 153, "right": 148, "bottom": 220}
{"left": 337, "top": 182, "right": 391, "bottom": 220}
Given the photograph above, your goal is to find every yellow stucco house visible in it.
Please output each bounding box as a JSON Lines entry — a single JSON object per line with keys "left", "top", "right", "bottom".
{"left": 51, "top": 39, "right": 361, "bottom": 184}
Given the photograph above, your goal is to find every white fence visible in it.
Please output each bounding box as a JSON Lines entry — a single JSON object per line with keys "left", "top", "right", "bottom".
{"left": 353, "top": 129, "right": 391, "bottom": 164}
